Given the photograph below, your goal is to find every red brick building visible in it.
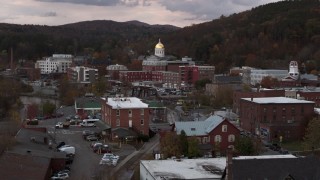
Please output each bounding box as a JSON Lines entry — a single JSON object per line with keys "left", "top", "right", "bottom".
{"left": 239, "top": 97, "right": 315, "bottom": 142}
{"left": 233, "top": 89, "right": 285, "bottom": 114}
{"left": 179, "top": 65, "right": 199, "bottom": 88}
{"left": 101, "top": 97, "right": 150, "bottom": 139}
{"left": 175, "top": 115, "right": 240, "bottom": 156}
{"left": 119, "top": 71, "right": 152, "bottom": 82}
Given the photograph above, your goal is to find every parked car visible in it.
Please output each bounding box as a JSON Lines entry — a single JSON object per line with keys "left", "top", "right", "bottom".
{"left": 51, "top": 173, "right": 69, "bottom": 179}
{"left": 102, "top": 153, "right": 119, "bottom": 160}
{"left": 93, "top": 144, "right": 111, "bottom": 154}
{"left": 86, "top": 135, "right": 99, "bottom": 141}
{"left": 82, "top": 130, "right": 97, "bottom": 139}
{"left": 55, "top": 122, "right": 63, "bottom": 129}
{"left": 279, "top": 148, "right": 289, "bottom": 154}
{"left": 100, "top": 153, "right": 120, "bottom": 166}
{"left": 91, "top": 142, "right": 103, "bottom": 148}
{"left": 56, "top": 169, "right": 70, "bottom": 176}
{"left": 58, "top": 145, "right": 75, "bottom": 155}
{"left": 56, "top": 142, "right": 66, "bottom": 149}
{"left": 270, "top": 143, "right": 281, "bottom": 151}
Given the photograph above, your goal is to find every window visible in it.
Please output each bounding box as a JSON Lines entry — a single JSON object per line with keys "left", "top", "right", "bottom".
{"left": 222, "top": 125, "right": 227, "bottom": 132}
{"left": 128, "top": 109, "right": 132, "bottom": 117}
{"left": 263, "top": 107, "right": 267, "bottom": 113}
{"left": 116, "top": 109, "right": 120, "bottom": 116}
{"left": 228, "top": 145, "right": 234, "bottom": 150}
{"left": 282, "top": 107, "right": 286, "bottom": 113}
{"left": 203, "top": 137, "right": 210, "bottom": 143}
{"left": 273, "top": 107, "right": 276, "bottom": 113}
{"left": 228, "top": 134, "right": 235, "bottom": 142}
{"left": 140, "top": 119, "right": 144, "bottom": 125}
{"left": 140, "top": 109, "right": 144, "bottom": 115}
{"left": 116, "top": 118, "right": 120, "bottom": 126}
{"left": 214, "top": 135, "right": 221, "bottom": 143}
{"left": 291, "top": 107, "right": 295, "bottom": 114}
{"left": 301, "top": 106, "right": 304, "bottom": 114}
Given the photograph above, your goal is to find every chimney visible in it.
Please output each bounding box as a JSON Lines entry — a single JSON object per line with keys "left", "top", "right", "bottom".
{"left": 225, "top": 148, "right": 233, "bottom": 180}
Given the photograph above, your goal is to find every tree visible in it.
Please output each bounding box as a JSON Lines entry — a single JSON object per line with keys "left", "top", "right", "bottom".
{"left": 179, "top": 130, "right": 188, "bottom": 156}
{"left": 42, "top": 101, "right": 56, "bottom": 116}
{"left": 211, "top": 86, "right": 233, "bottom": 109}
{"left": 160, "top": 132, "right": 181, "bottom": 158}
{"left": 93, "top": 77, "right": 107, "bottom": 96}
{"left": 303, "top": 118, "right": 320, "bottom": 150}
{"left": 188, "top": 137, "right": 200, "bottom": 158}
{"left": 234, "top": 136, "right": 255, "bottom": 155}
{"left": 260, "top": 76, "right": 278, "bottom": 88}
{"left": 195, "top": 78, "right": 211, "bottom": 90}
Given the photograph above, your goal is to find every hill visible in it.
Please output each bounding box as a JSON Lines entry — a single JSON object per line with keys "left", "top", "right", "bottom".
{"left": 162, "top": 0, "right": 320, "bottom": 73}
{"left": 0, "top": 0, "right": 320, "bottom": 73}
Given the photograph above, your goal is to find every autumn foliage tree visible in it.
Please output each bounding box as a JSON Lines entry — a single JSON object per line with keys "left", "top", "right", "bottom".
{"left": 303, "top": 118, "right": 320, "bottom": 150}
{"left": 160, "top": 132, "right": 181, "bottom": 158}
{"left": 260, "top": 76, "right": 279, "bottom": 88}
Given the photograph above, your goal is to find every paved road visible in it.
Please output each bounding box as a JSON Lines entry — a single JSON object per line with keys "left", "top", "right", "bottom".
{"left": 108, "top": 134, "right": 160, "bottom": 180}
{"left": 38, "top": 106, "right": 137, "bottom": 180}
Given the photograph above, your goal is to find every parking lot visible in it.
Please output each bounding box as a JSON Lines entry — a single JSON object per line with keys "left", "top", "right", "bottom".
{"left": 38, "top": 106, "right": 136, "bottom": 179}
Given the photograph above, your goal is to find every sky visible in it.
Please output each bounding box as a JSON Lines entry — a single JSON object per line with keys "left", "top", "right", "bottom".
{"left": 0, "top": 0, "right": 281, "bottom": 28}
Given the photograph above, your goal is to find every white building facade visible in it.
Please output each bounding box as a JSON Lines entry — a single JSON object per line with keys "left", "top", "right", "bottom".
{"left": 35, "top": 54, "right": 73, "bottom": 74}
{"left": 68, "top": 66, "right": 98, "bottom": 83}
{"left": 250, "top": 69, "right": 288, "bottom": 85}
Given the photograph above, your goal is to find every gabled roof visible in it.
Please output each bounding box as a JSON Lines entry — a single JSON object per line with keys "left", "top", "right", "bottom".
{"left": 232, "top": 155, "right": 320, "bottom": 179}
{"left": 175, "top": 115, "right": 224, "bottom": 136}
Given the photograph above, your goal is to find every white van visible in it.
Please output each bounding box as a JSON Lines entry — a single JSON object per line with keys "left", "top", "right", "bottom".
{"left": 80, "top": 121, "right": 96, "bottom": 127}
{"left": 58, "top": 145, "right": 75, "bottom": 155}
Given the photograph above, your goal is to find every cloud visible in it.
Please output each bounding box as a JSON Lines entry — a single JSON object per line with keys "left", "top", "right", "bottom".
{"left": 36, "top": 0, "right": 120, "bottom": 6}
{"left": 41, "top": 11, "right": 57, "bottom": 17}
{"left": 158, "top": 0, "right": 280, "bottom": 21}
{"left": 36, "top": 0, "right": 152, "bottom": 6}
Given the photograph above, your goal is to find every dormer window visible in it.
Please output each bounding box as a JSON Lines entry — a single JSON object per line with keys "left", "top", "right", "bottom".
{"left": 191, "top": 128, "right": 196, "bottom": 131}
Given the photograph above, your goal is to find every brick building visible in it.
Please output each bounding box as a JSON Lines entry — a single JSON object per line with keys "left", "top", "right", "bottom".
{"left": 119, "top": 71, "right": 152, "bottom": 82}
{"left": 101, "top": 97, "right": 150, "bottom": 139}
{"left": 239, "top": 97, "right": 315, "bottom": 141}
{"left": 106, "top": 64, "right": 128, "bottom": 80}
{"left": 233, "top": 89, "right": 285, "bottom": 114}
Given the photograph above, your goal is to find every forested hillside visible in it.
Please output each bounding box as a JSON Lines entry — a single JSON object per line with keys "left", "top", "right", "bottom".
{"left": 162, "top": 0, "right": 320, "bottom": 73}
{"left": 0, "top": 0, "right": 320, "bottom": 73}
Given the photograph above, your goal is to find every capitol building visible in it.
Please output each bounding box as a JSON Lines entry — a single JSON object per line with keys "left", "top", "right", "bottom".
{"left": 142, "top": 39, "right": 195, "bottom": 71}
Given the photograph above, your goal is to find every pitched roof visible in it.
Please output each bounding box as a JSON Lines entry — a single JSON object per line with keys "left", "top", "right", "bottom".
{"left": 175, "top": 115, "right": 224, "bottom": 136}
{"left": 232, "top": 155, "right": 320, "bottom": 179}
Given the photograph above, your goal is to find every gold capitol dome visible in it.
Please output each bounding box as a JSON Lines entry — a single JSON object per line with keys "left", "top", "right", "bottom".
{"left": 155, "top": 39, "right": 164, "bottom": 49}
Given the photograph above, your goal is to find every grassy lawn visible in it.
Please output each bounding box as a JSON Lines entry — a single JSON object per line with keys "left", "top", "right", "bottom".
{"left": 281, "top": 141, "right": 304, "bottom": 151}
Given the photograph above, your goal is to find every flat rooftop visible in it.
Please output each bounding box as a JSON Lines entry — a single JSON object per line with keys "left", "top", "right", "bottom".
{"left": 141, "top": 158, "right": 226, "bottom": 179}
{"left": 242, "top": 97, "right": 314, "bottom": 104}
